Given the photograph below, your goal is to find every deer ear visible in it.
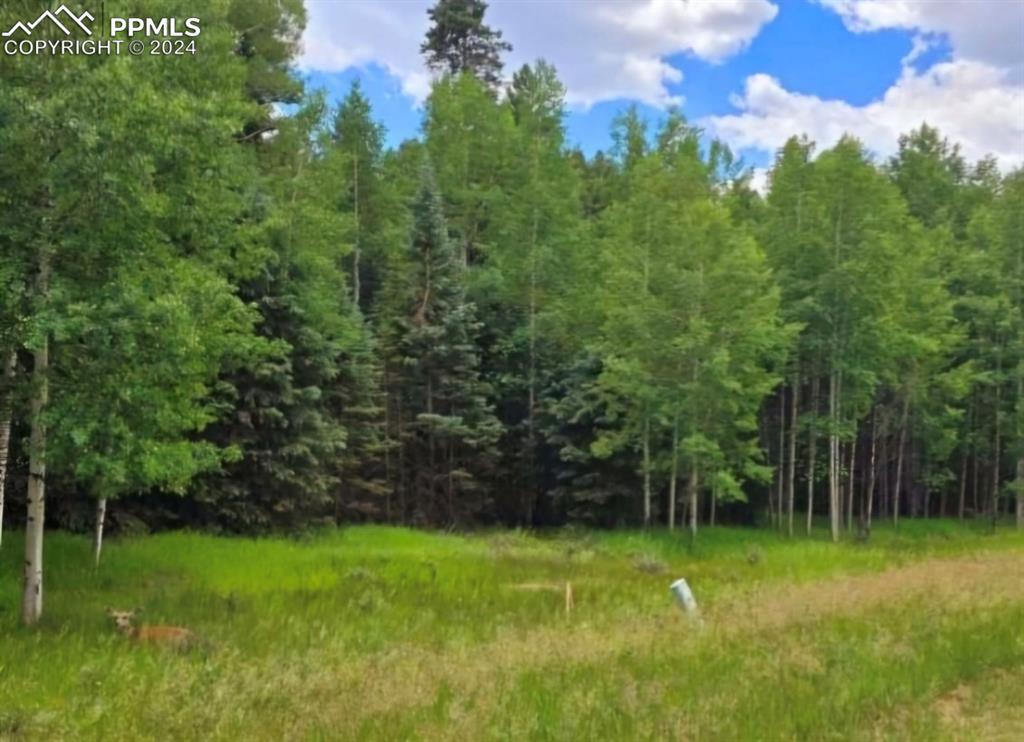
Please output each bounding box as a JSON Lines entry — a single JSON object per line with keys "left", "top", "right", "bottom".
{"left": 134, "top": 607, "right": 143, "bottom": 615}
{"left": 106, "top": 607, "right": 115, "bottom": 616}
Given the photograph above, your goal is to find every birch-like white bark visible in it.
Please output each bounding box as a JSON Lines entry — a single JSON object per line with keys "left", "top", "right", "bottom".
{"left": 93, "top": 497, "right": 107, "bottom": 567}
{"left": 0, "top": 351, "right": 16, "bottom": 548}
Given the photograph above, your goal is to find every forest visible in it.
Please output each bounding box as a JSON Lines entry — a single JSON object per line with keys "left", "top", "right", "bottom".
{"left": 1, "top": 0, "right": 1023, "bottom": 631}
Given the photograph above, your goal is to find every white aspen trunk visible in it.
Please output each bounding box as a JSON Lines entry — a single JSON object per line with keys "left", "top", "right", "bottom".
{"left": 642, "top": 415, "right": 651, "bottom": 529}
{"left": 640, "top": 211, "right": 652, "bottom": 530}
{"left": 893, "top": 395, "right": 910, "bottom": 527}
{"left": 0, "top": 351, "right": 15, "bottom": 548}
{"left": 828, "top": 370, "right": 840, "bottom": 542}
{"left": 972, "top": 442, "right": 980, "bottom": 516}
{"left": 668, "top": 418, "right": 678, "bottom": 530}
{"left": 93, "top": 497, "right": 107, "bottom": 567}
{"left": 688, "top": 461, "right": 699, "bottom": 540}
{"left": 383, "top": 368, "right": 392, "bottom": 521}
{"left": 864, "top": 409, "right": 877, "bottom": 537}
{"left": 846, "top": 435, "right": 856, "bottom": 531}
{"left": 776, "top": 388, "right": 785, "bottom": 530}
{"left": 828, "top": 196, "right": 844, "bottom": 543}
{"left": 786, "top": 371, "right": 799, "bottom": 537}
{"left": 1016, "top": 373, "right": 1022, "bottom": 528}
{"left": 1016, "top": 455, "right": 1023, "bottom": 529}
{"left": 991, "top": 351, "right": 1002, "bottom": 531}
{"left": 709, "top": 478, "right": 717, "bottom": 527}
{"left": 806, "top": 375, "right": 819, "bottom": 535}
{"left": 958, "top": 446, "right": 968, "bottom": 520}
{"left": 23, "top": 251, "right": 50, "bottom": 625}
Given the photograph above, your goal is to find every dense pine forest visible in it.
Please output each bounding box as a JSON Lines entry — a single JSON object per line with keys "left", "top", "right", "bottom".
{"left": 1, "top": 0, "right": 1022, "bottom": 628}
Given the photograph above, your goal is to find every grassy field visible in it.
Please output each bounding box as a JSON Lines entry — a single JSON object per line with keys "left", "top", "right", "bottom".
{"left": 1, "top": 521, "right": 1023, "bottom": 740}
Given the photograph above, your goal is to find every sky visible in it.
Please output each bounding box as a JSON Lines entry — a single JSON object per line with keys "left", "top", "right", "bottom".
{"left": 298, "top": 0, "right": 1024, "bottom": 185}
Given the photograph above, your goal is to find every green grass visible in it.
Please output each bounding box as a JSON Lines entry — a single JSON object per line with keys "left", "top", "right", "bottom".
{"left": 1, "top": 520, "right": 1023, "bottom": 740}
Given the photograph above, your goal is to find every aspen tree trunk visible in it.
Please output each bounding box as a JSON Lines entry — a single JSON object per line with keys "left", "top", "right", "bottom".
{"left": 828, "top": 200, "right": 843, "bottom": 544}
{"left": 846, "top": 435, "right": 856, "bottom": 531}
{"left": 383, "top": 368, "right": 392, "bottom": 521}
{"left": 758, "top": 410, "right": 770, "bottom": 523}
{"left": 880, "top": 436, "right": 889, "bottom": 517}
{"left": 23, "top": 250, "right": 50, "bottom": 626}
{"left": 972, "top": 448, "right": 980, "bottom": 515}
{"left": 991, "top": 348, "right": 1002, "bottom": 531}
{"left": 0, "top": 351, "right": 15, "bottom": 548}
{"left": 93, "top": 497, "right": 107, "bottom": 567}
{"left": 958, "top": 444, "right": 969, "bottom": 520}
{"left": 786, "top": 371, "right": 799, "bottom": 537}
{"left": 1016, "top": 454, "right": 1023, "bottom": 528}
{"left": 828, "top": 370, "right": 840, "bottom": 542}
{"left": 991, "top": 358, "right": 999, "bottom": 528}
{"left": 642, "top": 415, "right": 651, "bottom": 529}
{"left": 640, "top": 213, "right": 652, "bottom": 530}
{"left": 710, "top": 479, "right": 717, "bottom": 526}
{"left": 806, "top": 375, "right": 819, "bottom": 535}
{"left": 776, "top": 388, "right": 785, "bottom": 530}
{"left": 864, "top": 409, "right": 877, "bottom": 538}
{"left": 892, "top": 395, "right": 910, "bottom": 527}
{"left": 1016, "top": 373, "right": 1023, "bottom": 528}
{"left": 688, "top": 462, "right": 699, "bottom": 540}
{"left": 668, "top": 418, "right": 678, "bottom": 530}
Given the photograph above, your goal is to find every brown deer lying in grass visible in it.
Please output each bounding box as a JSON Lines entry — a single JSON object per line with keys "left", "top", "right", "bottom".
{"left": 106, "top": 608, "right": 196, "bottom": 648}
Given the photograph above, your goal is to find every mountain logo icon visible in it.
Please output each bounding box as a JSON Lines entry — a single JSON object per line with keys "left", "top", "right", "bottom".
{"left": 2, "top": 5, "right": 94, "bottom": 37}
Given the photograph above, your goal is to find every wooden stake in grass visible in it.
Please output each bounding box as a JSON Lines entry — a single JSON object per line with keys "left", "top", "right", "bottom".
{"left": 565, "top": 581, "right": 574, "bottom": 618}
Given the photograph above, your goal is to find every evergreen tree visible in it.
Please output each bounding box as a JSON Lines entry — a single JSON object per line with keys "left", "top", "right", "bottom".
{"left": 382, "top": 164, "right": 501, "bottom": 524}
{"left": 421, "top": 0, "right": 512, "bottom": 90}
{"left": 193, "top": 98, "right": 372, "bottom": 531}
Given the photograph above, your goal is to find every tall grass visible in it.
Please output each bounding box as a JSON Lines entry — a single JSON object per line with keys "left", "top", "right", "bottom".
{"left": 1, "top": 521, "right": 1022, "bottom": 739}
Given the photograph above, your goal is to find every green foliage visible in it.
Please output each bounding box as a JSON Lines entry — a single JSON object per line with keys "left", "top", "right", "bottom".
{"left": 421, "top": 0, "right": 512, "bottom": 90}
{"left": 0, "top": 1, "right": 1020, "bottom": 545}
{"left": 380, "top": 165, "right": 501, "bottom": 523}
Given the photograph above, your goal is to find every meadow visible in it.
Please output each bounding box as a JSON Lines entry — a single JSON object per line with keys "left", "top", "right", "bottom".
{"left": 1, "top": 521, "right": 1023, "bottom": 740}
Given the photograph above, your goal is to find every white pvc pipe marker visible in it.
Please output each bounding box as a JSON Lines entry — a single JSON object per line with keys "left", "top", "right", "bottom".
{"left": 670, "top": 578, "right": 699, "bottom": 616}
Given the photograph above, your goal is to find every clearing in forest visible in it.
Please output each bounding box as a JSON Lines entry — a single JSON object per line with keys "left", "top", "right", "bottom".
{"left": 1, "top": 522, "right": 1023, "bottom": 740}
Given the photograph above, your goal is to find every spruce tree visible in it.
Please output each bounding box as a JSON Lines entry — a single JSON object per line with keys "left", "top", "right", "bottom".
{"left": 382, "top": 164, "right": 500, "bottom": 524}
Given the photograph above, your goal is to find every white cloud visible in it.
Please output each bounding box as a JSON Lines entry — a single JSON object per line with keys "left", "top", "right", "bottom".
{"left": 817, "top": 0, "right": 1024, "bottom": 72}
{"left": 300, "top": 0, "right": 778, "bottom": 108}
{"left": 301, "top": 1, "right": 432, "bottom": 101}
{"left": 747, "top": 166, "right": 770, "bottom": 196}
{"left": 704, "top": 1, "right": 1024, "bottom": 169}
{"left": 705, "top": 62, "right": 1024, "bottom": 167}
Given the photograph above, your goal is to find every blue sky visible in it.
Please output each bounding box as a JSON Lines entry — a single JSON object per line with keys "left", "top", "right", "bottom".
{"left": 299, "top": 0, "right": 1022, "bottom": 177}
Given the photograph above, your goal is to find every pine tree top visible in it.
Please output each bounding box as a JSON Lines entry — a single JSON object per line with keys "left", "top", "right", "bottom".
{"left": 421, "top": 0, "right": 511, "bottom": 90}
